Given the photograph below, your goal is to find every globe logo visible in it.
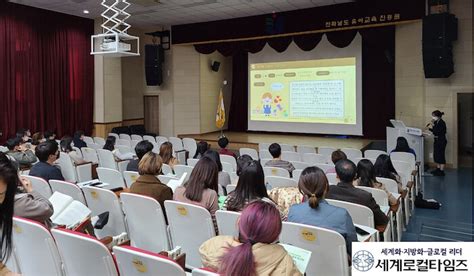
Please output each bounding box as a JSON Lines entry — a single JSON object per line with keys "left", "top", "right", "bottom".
{"left": 353, "top": 250, "right": 375, "bottom": 272}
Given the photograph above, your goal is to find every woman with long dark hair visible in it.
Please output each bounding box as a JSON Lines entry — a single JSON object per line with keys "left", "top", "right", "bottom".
{"left": 199, "top": 200, "right": 301, "bottom": 276}
{"left": 355, "top": 159, "right": 397, "bottom": 205}
{"left": 159, "top": 142, "right": 179, "bottom": 169}
{"left": 427, "top": 110, "right": 447, "bottom": 176}
{"left": 103, "top": 136, "right": 134, "bottom": 161}
{"left": 203, "top": 150, "right": 231, "bottom": 194}
{"left": 60, "top": 136, "right": 86, "bottom": 164}
{"left": 72, "top": 130, "right": 87, "bottom": 149}
{"left": 392, "top": 137, "right": 416, "bottom": 158}
{"left": 374, "top": 154, "right": 403, "bottom": 193}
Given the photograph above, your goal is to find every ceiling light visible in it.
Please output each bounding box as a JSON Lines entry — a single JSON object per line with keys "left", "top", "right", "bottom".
{"left": 83, "top": 10, "right": 89, "bottom": 14}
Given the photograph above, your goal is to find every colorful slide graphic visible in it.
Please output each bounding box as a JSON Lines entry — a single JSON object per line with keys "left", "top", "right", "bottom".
{"left": 249, "top": 57, "right": 357, "bottom": 124}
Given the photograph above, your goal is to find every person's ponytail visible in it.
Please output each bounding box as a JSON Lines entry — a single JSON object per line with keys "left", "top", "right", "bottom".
{"left": 219, "top": 241, "right": 255, "bottom": 276}
{"left": 308, "top": 193, "right": 320, "bottom": 208}
{"left": 298, "top": 166, "right": 328, "bottom": 210}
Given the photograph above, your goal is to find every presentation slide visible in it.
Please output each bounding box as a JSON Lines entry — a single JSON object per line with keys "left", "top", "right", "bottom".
{"left": 249, "top": 58, "right": 356, "bottom": 125}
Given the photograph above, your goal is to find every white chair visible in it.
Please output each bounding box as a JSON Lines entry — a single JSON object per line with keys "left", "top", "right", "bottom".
{"left": 58, "top": 152, "right": 92, "bottom": 183}
{"left": 341, "top": 148, "right": 363, "bottom": 160}
{"left": 265, "top": 176, "right": 297, "bottom": 189}
{"left": 156, "top": 136, "right": 168, "bottom": 146}
{"left": 229, "top": 172, "right": 238, "bottom": 184}
{"left": 164, "top": 201, "right": 216, "bottom": 269}
{"left": 390, "top": 152, "right": 416, "bottom": 167}
{"left": 81, "top": 147, "right": 99, "bottom": 164}
{"left": 82, "top": 186, "right": 127, "bottom": 239}
{"left": 326, "top": 173, "right": 338, "bottom": 185}
{"left": 72, "top": 146, "right": 83, "bottom": 158}
{"left": 151, "top": 141, "right": 160, "bottom": 154}
{"left": 131, "top": 134, "right": 143, "bottom": 141}
{"left": 365, "top": 149, "right": 387, "bottom": 159}
{"left": 187, "top": 158, "right": 199, "bottom": 167}
{"left": 94, "top": 137, "right": 106, "bottom": 146}
{"left": 123, "top": 171, "right": 140, "bottom": 187}
{"left": 158, "top": 175, "right": 178, "bottom": 185}
{"left": 281, "top": 151, "right": 301, "bottom": 162}
{"left": 142, "top": 135, "right": 155, "bottom": 143}
{"left": 108, "top": 133, "right": 119, "bottom": 139}
{"left": 260, "top": 158, "right": 271, "bottom": 166}
{"left": 258, "top": 150, "right": 273, "bottom": 160}
{"left": 121, "top": 193, "right": 170, "bottom": 252}
{"left": 115, "top": 145, "right": 133, "bottom": 155}
{"left": 377, "top": 176, "right": 404, "bottom": 241}
{"left": 220, "top": 155, "right": 237, "bottom": 171}
{"left": 173, "top": 165, "right": 193, "bottom": 182}
{"left": 0, "top": 146, "right": 9, "bottom": 153}
{"left": 315, "top": 163, "right": 335, "bottom": 173}
{"left": 83, "top": 136, "right": 94, "bottom": 144}
{"left": 162, "top": 163, "right": 173, "bottom": 175}
{"left": 12, "top": 217, "right": 63, "bottom": 276}
{"left": 86, "top": 142, "right": 101, "bottom": 150}
{"left": 297, "top": 145, "right": 316, "bottom": 154}
{"left": 317, "top": 146, "right": 337, "bottom": 157}
{"left": 258, "top": 142, "right": 270, "bottom": 151}
{"left": 116, "top": 139, "right": 131, "bottom": 147}
{"left": 221, "top": 162, "right": 234, "bottom": 173}
{"left": 51, "top": 228, "right": 119, "bottom": 276}
{"left": 130, "top": 140, "right": 140, "bottom": 151}
{"left": 49, "top": 180, "right": 87, "bottom": 206}
{"left": 303, "top": 153, "right": 328, "bottom": 164}
{"left": 169, "top": 137, "right": 184, "bottom": 151}
{"left": 192, "top": 268, "right": 220, "bottom": 276}
{"left": 119, "top": 134, "right": 131, "bottom": 141}
{"left": 280, "top": 222, "right": 349, "bottom": 276}
{"left": 291, "top": 161, "right": 311, "bottom": 170}
{"left": 226, "top": 184, "right": 237, "bottom": 194}
{"left": 4, "top": 252, "right": 20, "bottom": 274}
{"left": 356, "top": 186, "right": 392, "bottom": 241}
{"left": 239, "top": 148, "right": 259, "bottom": 160}
{"left": 215, "top": 210, "right": 240, "bottom": 236}
{"left": 96, "top": 149, "right": 129, "bottom": 173}
{"left": 183, "top": 138, "right": 197, "bottom": 158}
{"left": 292, "top": 169, "right": 303, "bottom": 181}
{"left": 113, "top": 246, "right": 185, "bottom": 276}
{"left": 97, "top": 167, "right": 127, "bottom": 189}
{"left": 280, "top": 143, "right": 295, "bottom": 152}
{"left": 23, "top": 175, "right": 52, "bottom": 198}
{"left": 263, "top": 167, "right": 290, "bottom": 178}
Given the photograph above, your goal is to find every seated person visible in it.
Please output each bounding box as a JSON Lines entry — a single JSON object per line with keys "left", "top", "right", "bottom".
{"left": 60, "top": 136, "right": 86, "bottom": 164}
{"left": 31, "top": 132, "right": 46, "bottom": 151}
{"left": 72, "top": 130, "right": 88, "bottom": 149}
{"left": 159, "top": 142, "right": 179, "bottom": 169}
{"left": 194, "top": 141, "right": 209, "bottom": 159}
{"left": 130, "top": 152, "right": 173, "bottom": 220}
{"left": 203, "top": 150, "right": 231, "bottom": 194}
{"left": 326, "top": 150, "right": 347, "bottom": 173}
{"left": 174, "top": 157, "right": 219, "bottom": 231}
{"left": 264, "top": 143, "right": 295, "bottom": 175}
{"left": 5, "top": 137, "right": 37, "bottom": 169}
{"left": 326, "top": 160, "right": 388, "bottom": 227}
{"left": 127, "top": 140, "right": 153, "bottom": 172}
{"left": 103, "top": 136, "right": 135, "bottom": 161}
{"left": 14, "top": 176, "right": 54, "bottom": 226}
{"left": 29, "top": 140, "right": 65, "bottom": 182}
{"left": 391, "top": 136, "right": 416, "bottom": 158}
{"left": 199, "top": 200, "right": 301, "bottom": 276}
{"left": 231, "top": 154, "right": 253, "bottom": 185}
{"left": 374, "top": 154, "right": 404, "bottom": 193}
{"left": 355, "top": 159, "right": 398, "bottom": 206}
{"left": 44, "top": 130, "right": 56, "bottom": 141}
{"left": 288, "top": 166, "right": 357, "bottom": 254}
{"left": 217, "top": 137, "right": 236, "bottom": 158}
{"left": 16, "top": 128, "right": 31, "bottom": 143}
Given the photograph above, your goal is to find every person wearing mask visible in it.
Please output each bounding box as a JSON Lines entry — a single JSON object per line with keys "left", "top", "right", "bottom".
{"left": 326, "top": 150, "right": 347, "bottom": 173}
{"left": 14, "top": 176, "right": 54, "bottom": 226}
{"left": 217, "top": 137, "right": 236, "bottom": 159}
{"left": 5, "top": 137, "right": 37, "bottom": 169}
{"left": 199, "top": 200, "right": 301, "bottom": 276}
{"left": 130, "top": 152, "right": 172, "bottom": 220}
{"left": 72, "top": 131, "right": 87, "bottom": 149}
{"left": 355, "top": 159, "right": 398, "bottom": 206}
{"left": 159, "top": 142, "right": 179, "bottom": 169}
{"left": 126, "top": 140, "right": 154, "bottom": 172}
{"left": 203, "top": 150, "right": 231, "bottom": 194}
{"left": 265, "top": 143, "right": 295, "bottom": 176}
{"left": 29, "top": 140, "right": 64, "bottom": 182}
{"left": 59, "top": 136, "right": 86, "bottom": 165}
{"left": 427, "top": 110, "right": 447, "bottom": 176}
{"left": 374, "top": 154, "right": 404, "bottom": 193}
{"left": 288, "top": 166, "right": 357, "bottom": 255}
{"left": 326, "top": 160, "right": 388, "bottom": 228}
{"left": 103, "top": 136, "right": 135, "bottom": 161}
{"left": 194, "top": 141, "right": 209, "bottom": 159}
{"left": 391, "top": 137, "right": 416, "bottom": 158}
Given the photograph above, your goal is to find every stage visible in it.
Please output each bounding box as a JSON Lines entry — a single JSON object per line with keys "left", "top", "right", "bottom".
{"left": 179, "top": 131, "right": 378, "bottom": 152}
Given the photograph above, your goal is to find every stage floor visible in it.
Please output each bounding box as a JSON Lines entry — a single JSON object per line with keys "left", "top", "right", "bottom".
{"left": 180, "top": 131, "right": 374, "bottom": 151}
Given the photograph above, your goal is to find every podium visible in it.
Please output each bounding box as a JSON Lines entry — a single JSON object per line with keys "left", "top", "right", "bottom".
{"left": 386, "top": 120, "right": 430, "bottom": 174}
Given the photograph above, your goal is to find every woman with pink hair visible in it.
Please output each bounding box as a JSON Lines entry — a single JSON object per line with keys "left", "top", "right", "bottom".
{"left": 199, "top": 200, "right": 301, "bottom": 276}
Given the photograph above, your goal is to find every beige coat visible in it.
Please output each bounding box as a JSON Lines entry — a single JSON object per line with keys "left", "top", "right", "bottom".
{"left": 199, "top": 236, "right": 302, "bottom": 276}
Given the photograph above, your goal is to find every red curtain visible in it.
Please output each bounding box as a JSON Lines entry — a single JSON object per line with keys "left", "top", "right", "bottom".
{"left": 0, "top": 2, "right": 94, "bottom": 143}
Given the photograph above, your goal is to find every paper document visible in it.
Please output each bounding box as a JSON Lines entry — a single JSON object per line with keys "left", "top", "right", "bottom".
{"left": 280, "top": 243, "right": 312, "bottom": 274}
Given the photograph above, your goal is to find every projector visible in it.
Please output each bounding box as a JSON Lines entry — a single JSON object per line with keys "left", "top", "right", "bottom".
{"left": 100, "top": 38, "right": 131, "bottom": 52}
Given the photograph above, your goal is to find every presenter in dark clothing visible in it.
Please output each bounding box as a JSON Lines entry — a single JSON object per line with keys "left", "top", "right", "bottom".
{"left": 428, "top": 110, "right": 447, "bottom": 176}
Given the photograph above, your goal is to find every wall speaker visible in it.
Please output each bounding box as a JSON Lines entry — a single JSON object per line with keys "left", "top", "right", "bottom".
{"left": 211, "top": 61, "right": 220, "bottom": 72}
{"left": 145, "top": 44, "right": 164, "bottom": 86}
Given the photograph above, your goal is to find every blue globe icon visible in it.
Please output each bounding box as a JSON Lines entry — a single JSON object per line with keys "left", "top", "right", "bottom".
{"left": 353, "top": 250, "right": 375, "bottom": 272}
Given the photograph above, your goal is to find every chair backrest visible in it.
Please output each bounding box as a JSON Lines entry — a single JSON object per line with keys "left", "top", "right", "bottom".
{"left": 164, "top": 200, "right": 216, "bottom": 269}
{"left": 317, "top": 146, "right": 337, "bottom": 157}
{"left": 292, "top": 169, "right": 303, "bottom": 181}
{"left": 341, "top": 148, "right": 363, "bottom": 159}
{"left": 265, "top": 176, "right": 297, "bottom": 189}
{"left": 258, "top": 142, "right": 270, "bottom": 151}
{"left": 23, "top": 175, "right": 52, "bottom": 198}
{"left": 0, "top": 146, "right": 9, "bottom": 153}
{"left": 173, "top": 165, "right": 193, "bottom": 182}
{"left": 258, "top": 150, "right": 273, "bottom": 160}
{"left": 281, "top": 151, "right": 301, "bottom": 162}
{"left": 130, "top": 140, "right": 140, "bottom": 151}
{"left": 391, "top": 160, "right": 412, "bottom": 188}
{"left": 12, "top": 217, "right": 63, "bottom": 276}
{"left": 169, "top": 137, "right": 184, "bottom": 151}
{"left": 94, "top": 137, "right": 106, "bottom": 146}
{"left": 162, "top": 163, "right": 173, "bottom": 175}
{"left": 82, "top": 186, "right": 127, "bottom": 239}
{"left": 120, "top": 193, "right": 170, "bottom": 251}
{"left": 183, "top": 138, "right": 197, "bottom": 158}
{"left": 291, "top": 161, "right": 311, "bottom": 170}
{"left": 51, "top": 228, "right": 118, "bottom": 276}
{"left": 187, "top": 158, "right": 199, "bottom": 167}
{"left": 86, "top": 142, "right": 102, "bottom": 150}
{"left": 156, "top": 136, "right": 168, "bottom": 146}
{"left": 115, "top": 145, "right": 133, "bottom": 154}
{"left": 357, "top": 186, "right": 389, "bottom": 207}
{"left": 326, "top": 199, "right": 375, "bottom": 228}
{"left": 83, "top": 136, "right": 94, "bottom": 144}
{"left": 215, "top": 210, "right": 240, "bottom": 236}
{"left": 192, "top": 268, "right": 220, "bottom": 276}
{"left": 58, "top": 152, "right": 78, "bottom": 183}
{"left": 390, "top": 152, "right": 416, "bottom": 168}
{"left": 376, "top": 177, "right": 399, "bottom": 194}
{"left": 119, "top": 134, "right": 132, "bottom": 141}
{"left": 123, "top": 171, "right": 140, "bottom": 187}
{"left": 97, "top": 167, "right": 127, "bottom": 189}
{"left": 220, "top": 155, "right": 237, "bottom": 171}
{"left": 280, "top": 143, "right": 295, "bottom": 152}
{"left": 239, "top": 148, "right": 259, "bottom": 160}
{"left": 72, "top": 146, "right": 83, "bottom": 158}
{"left": 364, "top": 149, "right": 386, "bottom": 159}
{"left": 280, "top": 222, "right": 349, "bottom": 276}
{"left": 263, "top": 166, "right": 290, "bottom": 178}
{"left": 142, "top": 135, "right": 155, "bottom": 143}
{"left": 296, "top": 145, "right": 316, "bottom": 154}
{"left": 226, "top": 184, "right": 237, "bottom": 194}
{"left": 113, "top": 246, "right": 185, "bottom": 276}
{"left": 302, "top": 153, "right": 328, "bottom": 164}
{"left": 108, "top": 133, "right": 119, "bottom": 139}
{"left": 81, "top": 147, "right": 99, "bottom": 164}
{"left": 116, "top": 139, "right": 131, "bottom": 147}
{"left": 49, "top": 180, "right": 87, "bottom": 206}
{"left": 221, "top": 162, "right": 234, "bottom": 173}
{"left": 315, "top": 163, "right": 335, "bottom": 173}
{"left": 97, "top": 149, "right": 118, "bottom": 170}
{"left": 131, "top": 134, "right": 143, "bottom": 141}
{"left": 158, "top": 175, "right": 178, "bottom": 185}
{"left": 326, "top": 173, "right": 338, "bottom": 185}
{"left": 151, "top": 141, "right": 160, "bottom": 154}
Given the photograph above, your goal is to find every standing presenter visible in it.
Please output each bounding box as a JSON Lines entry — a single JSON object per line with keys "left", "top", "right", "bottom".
{"left": 427, "top": 110, "right": 447, "bottom": 176}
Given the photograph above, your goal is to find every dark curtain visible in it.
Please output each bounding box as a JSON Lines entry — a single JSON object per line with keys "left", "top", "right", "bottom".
{"left": 0, "top": 2, "right": 94, "bottom": 143}
{"left": 228, "top": 51, "right": 249, "bottom": 132}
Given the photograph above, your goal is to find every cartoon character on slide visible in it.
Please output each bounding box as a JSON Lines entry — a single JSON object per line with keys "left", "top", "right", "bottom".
{"left": 262, "top": 92, "right": 273, "bottom": 116}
